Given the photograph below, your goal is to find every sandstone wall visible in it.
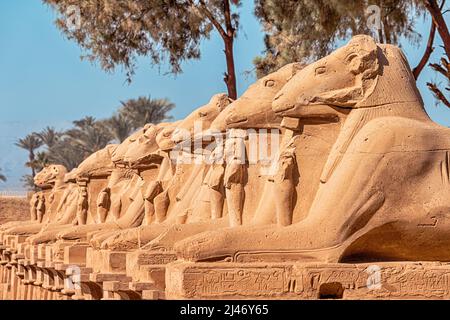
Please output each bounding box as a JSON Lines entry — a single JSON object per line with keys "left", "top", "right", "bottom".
{"left": 0, "top": 196, "right": 29, "bottom": 224}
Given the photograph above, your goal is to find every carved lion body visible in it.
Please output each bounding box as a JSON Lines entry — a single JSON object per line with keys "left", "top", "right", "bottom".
{"left": 175, "top": 36, "right": 450, "bottom": 264}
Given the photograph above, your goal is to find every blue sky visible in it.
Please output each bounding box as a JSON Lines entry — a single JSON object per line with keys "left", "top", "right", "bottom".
{"left": 0, "top": 1, "right": 449, "bottom": 192}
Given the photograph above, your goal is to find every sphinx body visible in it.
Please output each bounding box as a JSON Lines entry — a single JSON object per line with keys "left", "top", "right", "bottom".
{"left": 99, "top": 64, "right": 318, "bottom": 252}
{"left": 54, "top": 140, "right": 145, "bottom": 241}
{"left": 97, "top": 94, "right": 235, "bottom": 251}
{"left": 126, "top": 62, "right": 346, "bottom": 254}
{"left": 2, "top": 165, "right": 70, "bottom": 237}
{"left": 26, "top": 167, "right": 137, "bottom": 245}
{"left": 2, "top": 35, "right": 450, "bottom": 302}
{"left": 174, "top": 35, "right": 450, "bottom": 264}
{"left": 26, "top": 181, "right": 79, "bottom": 244}
{"left": 84, "top": 122, "right": 186, "bottom": 247}
{"left": 0, "top": 169, "right": 62, "bottom": 233}
{"left": 55, "top": 122, "right": 188, "bottom": 244}
{"left": 25, "top": 145, "right": 117, "bottom": 243}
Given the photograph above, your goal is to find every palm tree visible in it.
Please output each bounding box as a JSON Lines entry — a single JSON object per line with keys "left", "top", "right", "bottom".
{"left": 15, "top": 134, "right": 44, "bottom": 178}
{"left": 21, "top": 175, "right": 35, "bottom": 190}
{"left": 47, "top": 138, "right": 85, "bottom": 171}
{"left": 35, "top": 126, "right": 61, "bottom": 148}
{"left": 0, "top": 168, "right": 6, "bottom": 182}
{"left": 105, "top": 114, "right": 134, "bottom": 143}
{"left": 66, "top": 117, "right": 114, "bottom": 156}
{"left": 72, "top": 116, "right": 97, "bottom": 129}
{"left": 19, "top": 96, "right": 175, "bottom": 175}
{"left": 33, "top": 117, "right": 114, "bottom": 171}
{"left": 27, "top": 151, "right": 49, "bottom": 173}
{"left": 119, "top": 96, "right": 174, "bottom": 130}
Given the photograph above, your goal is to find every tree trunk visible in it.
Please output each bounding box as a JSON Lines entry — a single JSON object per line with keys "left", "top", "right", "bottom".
{"left": 223, "top": 0, "right": 237, "bottom": 100}
{"left": 30, "top": 152, "right": 37, "bottom": 191}
{"left": 383, "top": 15, "right": 391, "bottom": 43}
{"left": 28, "top": 150, "right": 36, "bottom": 179}
{"left": 195, "top": 0, "right": 238, "bottom": 99}
{"left": 30, "top": 152, "right": 36, "bottom": 178}
{"left": 224, "top": 36, "right": 237, "bottom": 100}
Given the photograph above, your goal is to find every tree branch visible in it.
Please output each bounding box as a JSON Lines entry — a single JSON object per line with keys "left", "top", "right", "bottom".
{"left": 430, "top": 62, "right": 448, "bottom": 77}
{"left": 427, "top": 82, "right": 450, "bottom": 108}
{"left": 425, "top": 0, "right": 450, "bottom": 58}
{"left": 188, "top": 0, "right": 228, "bottom": 40}
{"left": 413, "top": 21, "right": 436, "bottom": 79}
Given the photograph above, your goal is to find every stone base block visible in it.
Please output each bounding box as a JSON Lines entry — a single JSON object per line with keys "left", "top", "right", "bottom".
{"left": 142, "top": 290, "right": 164, "bottom": 300}
{"left": 126, "top": 250, "right": 177, "bottom": 272}
{"left": 89, "top": 273, "right": 131, "bottom": 283}
{"left": 136, "top": 265, "right": 166, "bottom": 290}
{"left": 87, "top": 249, "right": 127, "bottom": 274}
{"left": 64, "top": 244, "right": 89, "bottom": 265}
{"left": 50, "top": 241, "right": 84, "bottom": 263}
{"left": 129, "top": 282, "right": 158, "bottom": 291}
{"left": 165, "top": 261, "right": 450, "bottom": 300}
{"left": 37, "top": 244, "right": 46, "bottom": 260}
{"left": 5, "top": 236, "right": 27, "bottom": 250}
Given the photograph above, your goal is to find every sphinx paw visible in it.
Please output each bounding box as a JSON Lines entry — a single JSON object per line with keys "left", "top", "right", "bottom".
{"left": 100, "top": 234, "right": 121, "bottom": 250}
{"left": 174, "top": 231, "right": 231, "bottom": 262}
{"left": 101, "top": 233, "right": 139, "bottom": 251}
{"left": 89, "top": 238, "right": 102, "bottom": 249}
{"left": 26, "top": 236, "right": 36, "bottom": 245}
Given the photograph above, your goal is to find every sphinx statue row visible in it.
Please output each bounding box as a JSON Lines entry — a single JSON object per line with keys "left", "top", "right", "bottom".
{"left": 1, "top": 35, "right": 450, "bottom": 300}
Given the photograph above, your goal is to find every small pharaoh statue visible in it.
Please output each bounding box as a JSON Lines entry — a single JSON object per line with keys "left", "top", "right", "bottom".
{"left": 224, "top": 129, "right": 247, "bottom": 227}
{"left": 272, "top": 137, "right": 298, "bottom": 226}
{"left": 77, "top": 185, "right": 89, "bottom": 225}
{"left": 36, "top": 192, "right": 46, "bottom": 223}
{"left": 207, "top": 143, "right": 226, "bottom": 220}
{"left": 142, "top": 181, "right": 163, "bottom": 225}
{"left": 29, "top": 192, "right": 40, "bottom": 221}
{"left": 96, "top": 187, "right": 111, "bottom": 223}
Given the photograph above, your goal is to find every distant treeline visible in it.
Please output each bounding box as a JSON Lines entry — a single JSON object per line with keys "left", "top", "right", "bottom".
{"left": 15, "top": 96, "right": 174, "bottom": 189}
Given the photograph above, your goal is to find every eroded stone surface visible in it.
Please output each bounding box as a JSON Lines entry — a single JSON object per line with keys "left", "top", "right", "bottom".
{"left": 166, "top": 261, "right": 450, "bottom": 300}
{"left": 1, "top": 35, "right": 450, "bottom": 300}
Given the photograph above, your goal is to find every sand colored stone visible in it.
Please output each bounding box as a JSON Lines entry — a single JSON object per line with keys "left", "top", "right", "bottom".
{"left": 0, "top": 197, "right": 29, "bottom": 225}
{"left": 1, "top": 35, "right": 450, "bottom": 300}
{"left": 175, "top": 36, "right": 450, "bottom": 265}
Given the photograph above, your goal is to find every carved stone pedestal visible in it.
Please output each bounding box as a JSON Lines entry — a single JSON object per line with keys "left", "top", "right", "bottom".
{"left": 125, "top": 250, "right": 177, "bottom": 299}
{"left": 84, "top": 249, "right": 176, "bottom": 300}
{"left": 165, "top": 261, "right": 450, "bottom": 300}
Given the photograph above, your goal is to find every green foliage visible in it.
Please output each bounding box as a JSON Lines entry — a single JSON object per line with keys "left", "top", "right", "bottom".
{"left": 21, "top": 175, "right": 35, "bottom": 191}
{"left": 15, "top": 133, "right": 44, "bottom": 179}
{"left": 65, "top": 116, "right": 114, "bottom": 157}
{"left": 43, "top": 0, "right": 241, "bottom": 98}
{"left": 26, "top": 152, "right": 49, "bottom": 174}
{"left": 106, "top": 114, "right": 134, "bottom": 143}
{"left": 15, "top": 134, "right": 44, "bottom": 160}
{"left": 118, "top": 96, "right": 174, "bottom": 130}
{"left": 104, "top": 95, "right": 174, "bottom": 143}
{"left": 253, "top": 0, "right": 425, "bottom": 78}
{"left": 35, "top": 127, "right": 61, "bottom": 148}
